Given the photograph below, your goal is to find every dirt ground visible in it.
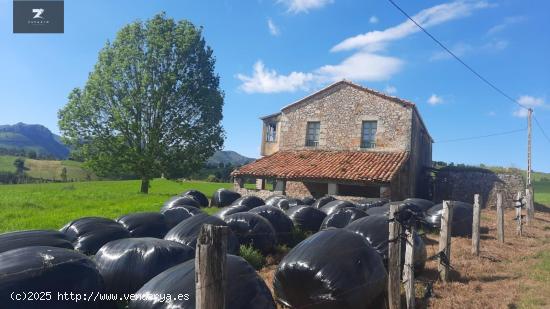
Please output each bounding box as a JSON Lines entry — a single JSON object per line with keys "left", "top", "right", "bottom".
{"left": 258, "top": 206, "right": 550, "bottom": 308}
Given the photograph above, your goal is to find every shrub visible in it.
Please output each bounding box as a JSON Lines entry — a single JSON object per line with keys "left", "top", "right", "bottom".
{"left": 288, "top": 227, "right": 312, "bottom": 247}
{"left": 206, "top": 174, "right": 219, "bottom": 182}
{"left": 239, "top": 244, "right": 264, "bottom": 270}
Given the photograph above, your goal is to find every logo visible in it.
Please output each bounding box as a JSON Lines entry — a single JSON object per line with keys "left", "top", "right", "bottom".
{"left": 13, "top": 1, "right": 64, "bottom": 33}
{"left": 32, "top": 8, "right": 45, "bottom": 19}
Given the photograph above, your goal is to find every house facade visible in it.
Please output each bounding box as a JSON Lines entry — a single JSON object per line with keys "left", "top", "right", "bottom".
{"left": 232, "top": 80, "right": 432, "bottom": 200}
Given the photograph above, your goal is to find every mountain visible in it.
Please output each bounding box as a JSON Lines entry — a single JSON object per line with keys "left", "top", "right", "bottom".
{"left": 0, "top": 123, "right": 69, "bottom": 159}
{"left": 206, "top": 150, "right": 255, "bottom": 166}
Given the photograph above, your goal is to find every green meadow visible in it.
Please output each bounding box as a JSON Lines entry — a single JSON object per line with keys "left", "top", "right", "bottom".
{"left": 0, "top": 179, "right": 231, "bottom": 233}
{"left": 0, "top": 176, "right": 549, "bottom": 234}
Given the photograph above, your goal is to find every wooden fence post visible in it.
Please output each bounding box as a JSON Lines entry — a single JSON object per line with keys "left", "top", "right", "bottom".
{"left": 438, "top": 200, "right": 454, "bottom": 282}
{"left": 403, "top": 226, "right": 416, "bottom": 309}
{"left": 515, "top": 191, "right": 523, "bottom": 236}
{"left": 496, "top": 192, "right": 504, "bottom": 243}
{"left": 472, "top": 194, "right": 481, "bottom": 256}
{"left": 388, "top": 203, "right": 401, "bottom": 309}
{"left": 525, "top": 188, "right": 534, "bottom": 225}
{"left": 196, "top": 224, "right": 228, "bottom": 309}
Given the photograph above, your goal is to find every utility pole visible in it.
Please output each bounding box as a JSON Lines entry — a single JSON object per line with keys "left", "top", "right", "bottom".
{"left": 527, "top": 108, "right": 532, "bottom": 188}
{"left": 526, "top": 108, "right": 534, "bottom": 224}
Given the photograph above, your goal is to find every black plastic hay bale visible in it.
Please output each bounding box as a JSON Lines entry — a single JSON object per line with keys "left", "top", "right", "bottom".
{"left": 355, "top": 198, "right": 389, "bottom": 211}
{"left": 0, "top": 230, "right": 73, "bottom": 254}
{"left": 211, "top": 189, "right": 241, "bottom": 207}
{"left": 424, "top": 201, "right": 474, "bottom": 237}
{"left": 223, "top": 212, "right": 277, "bottom": 254}
{"left": 319, "top": 200, "right": 356, "bottom": 216}
{"left": 181, "top": 190, "right": 209, "bottom": 207}
{"left": 129, "top": 255, "right": 275, "bottom": 309}
{"left": 95, "top": 238, "right": 194, "bottom": 294}
{"left": 301, "top": 196, "right": 316, "bottom": 206}
{"left": 273, "top": 229, "right": 387, "bottom": 309}
{"left": 365, "top": 201, "right": 423, "bottom": 219}
{"left": 404, "top": 198, "right": 435, "bottom": 212}
{"left": 345, "top": 215, "right": 426, "bottom": 272}
{"left": 213, "top": 204, "right": 250, "bottom": 220}
{"left": 231, "top": 195, "right": 265, "bottom": 209}
{"left": 0, "top": 246, "right": 109, "bottom": 309}
{"left": 117, "top": 212, "right": 169, "bottom": 238}
{"left": 164, "top": 214, "right": 239, "bottom": 254}
{"left": 285, "top": 206, "right": 326, "bottom": 232}
{"left": 287, "top": 198, "right": 302, "bottom": 208}
{"left": 60, "top": 217, "right": 130, "bottom": 255}
{"left": 249, "top": 206, "right": 294, "bottom": 244}
{"left": 320, "top": 208, "right": 368, "bottom": 230}
{"left": 265, "top": 195, "right": 291, "bottom": 211}
{"left": 161, "top": 206, "right": 204, "bottom": 229}
{"left": 312, "top": 195, "right": 336, "bottom": 209}
{"left": 161, "top": 196, "right": 201, "bottom": 211}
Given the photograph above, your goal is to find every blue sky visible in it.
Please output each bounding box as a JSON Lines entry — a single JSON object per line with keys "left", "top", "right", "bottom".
{"left": 0, "top": 0, "right": 548, "bottom": 171}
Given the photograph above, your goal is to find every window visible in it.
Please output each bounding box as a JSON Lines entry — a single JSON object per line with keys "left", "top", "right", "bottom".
{"left": 305, "top": 121, "right": 320, "bottom": 147}
{"left": 265, "top": 122, "right": 277, "bottom": 142}
{"left": 361, "top": 121, "right": 377, "bottom": 148}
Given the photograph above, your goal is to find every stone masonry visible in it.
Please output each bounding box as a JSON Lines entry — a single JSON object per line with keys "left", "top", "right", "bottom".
{"left": 278, "top": 83, "right": 413, "bottom": 152}
{"left": 434, "top": 168, "right": 525, "bottom": 208}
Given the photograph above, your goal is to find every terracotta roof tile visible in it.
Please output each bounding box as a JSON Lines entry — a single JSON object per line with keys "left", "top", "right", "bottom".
{"left": 231, "top": 150, "right": 409, "bottom": 183}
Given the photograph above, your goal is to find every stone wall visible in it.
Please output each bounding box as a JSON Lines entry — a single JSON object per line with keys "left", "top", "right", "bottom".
{"left": 434, "top": 169, "right": 525, "bottom": 208}
{"left": 278, "top": 83, "right": 413, "bottom": 152}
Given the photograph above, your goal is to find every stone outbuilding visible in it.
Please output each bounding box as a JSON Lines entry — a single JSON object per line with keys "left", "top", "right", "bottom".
{"left": 232, "top": 80, "right": 433, "bottom": 200}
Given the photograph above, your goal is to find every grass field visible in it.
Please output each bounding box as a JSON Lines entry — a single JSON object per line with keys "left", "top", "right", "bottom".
{"left": 0, "top": 179, "right": 230, "bottom": 233}
{"left": 0, "top": 155, "right": 95, "bottom": 181}
{"left": 534, "top": 181, "right": 550, "bottom": 206}
{"left": 1, "top": 176, "right": 549, "bottom": 234}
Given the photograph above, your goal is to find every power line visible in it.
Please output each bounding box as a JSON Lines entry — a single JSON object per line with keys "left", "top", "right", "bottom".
{"left": 533, "top": 116, "right": 550, "bottom": 143}
{"left": 386, "top": 0, "right": 550, "bottom": 145}
{"left": 435, "top": 128, "right": 526, "bottom": 144}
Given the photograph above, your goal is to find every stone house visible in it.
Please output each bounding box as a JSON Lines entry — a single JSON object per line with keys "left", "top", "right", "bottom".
{"left": 231, "top": 80, "right": 432, "bottom": 200}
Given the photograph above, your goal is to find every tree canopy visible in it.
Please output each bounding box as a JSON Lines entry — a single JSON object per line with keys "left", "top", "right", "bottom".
{"left": 58, "top": 13, "right": 224, "bottom": 193}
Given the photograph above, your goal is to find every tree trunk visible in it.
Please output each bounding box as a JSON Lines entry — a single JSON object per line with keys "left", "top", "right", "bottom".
{"left": 140, "top": 178, "right": 150, "bottom": 194}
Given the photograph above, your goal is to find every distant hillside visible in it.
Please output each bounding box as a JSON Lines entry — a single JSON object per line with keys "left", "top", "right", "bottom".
{"left": 206, "top": 150, "right": 255, "bottom": 166}
{"left": 0, "top": 123, "right": 69, "bottom": 159}
{"left": 0, "top": 155, "right": 96, "bottom": 182}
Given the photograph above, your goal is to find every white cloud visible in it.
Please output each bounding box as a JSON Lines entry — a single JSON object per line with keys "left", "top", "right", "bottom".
{"left": 369, "top": 16, "right": 379, "bottom": 24}
{"left": 427, "top": 94, "right": 444, "bottom": 105}
{"left": 267, "top": 18, "right": 280, "bottom": 36}
{"left": 316, "top": 52, "right": 403, "bottom": 82}
{"left": 331, "top": 0, "right": 490, "bottom": 52}
{"left": 237, "top": 53, "right": 403, "bottom": 94}
{"left": 513, "top": 95, "right": 545, "bottom": 117}
{"left": 487, "top": 16, "right": 526, "bottom": 36}
{"left": 385, "top": 85, "right": 397, "bottom": 94}
{"left": 238, "top": 1, "right": 489, "bottom": 94}
{"left": 278, "top": 0, "right": 333, "bottom": 13}
{"left": 236, "top": 61, "right": 315, "bottom": 93}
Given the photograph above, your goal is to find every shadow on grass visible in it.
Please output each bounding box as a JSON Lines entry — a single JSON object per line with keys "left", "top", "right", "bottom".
{"left": 534, "top": 202, "right": 550, "bottom": 214}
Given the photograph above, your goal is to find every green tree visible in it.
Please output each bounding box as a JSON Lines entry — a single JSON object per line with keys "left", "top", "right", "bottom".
{"left": 58, "top": 13, "right": 224, "bottom": 193}
{"left": 27, "top": 150, "right": 38, "bottom": 159}
{"left": 60, "top": 167, "right": 68, "bottom": 182}
{"left": 13, "top": 158, "right": 25, "bottom": 175}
